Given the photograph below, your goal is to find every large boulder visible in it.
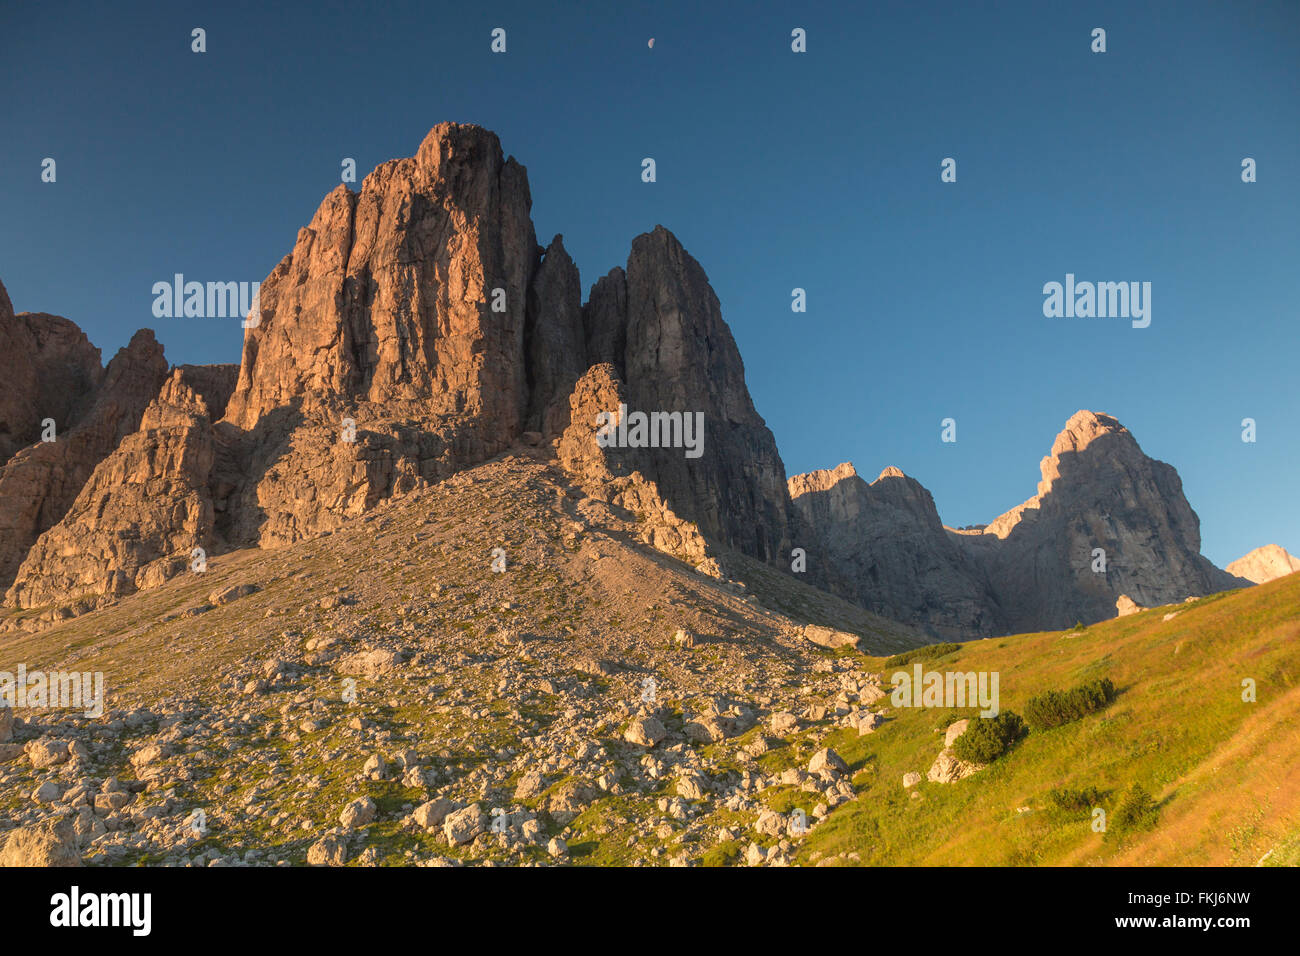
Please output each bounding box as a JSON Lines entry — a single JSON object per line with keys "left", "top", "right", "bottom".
{"left": 0, "top": 814, "right": 81, "bottom": 867}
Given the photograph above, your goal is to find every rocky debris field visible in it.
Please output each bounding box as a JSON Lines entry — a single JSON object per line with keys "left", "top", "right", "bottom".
{"left": 0, "top": 454, "right": 925, "bottom": 867}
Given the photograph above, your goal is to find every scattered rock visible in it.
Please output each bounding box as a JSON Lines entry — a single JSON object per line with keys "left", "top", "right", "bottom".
{"left": 808, "top": 747, "right": 848, "bottom": 776}
{"left": 943, "top": 719, "right": 970, "bottom": 748}
{"left": 412, "top": 798, "right": 455, "bottom": 831}
{"left": 306, "top": 833, "right": 349, "bottom": 866}
{"left": 1116, "top": 594, "right": 1145, "bottom": 617}
{"left": 209, "top": 583, "right": 259, "bottom": 606}
{"left": 339, "top": 797, "right": 377, "bottom": 829}
{"left": 444, "top": 804, "right": 485, "bottom": 846}
{"left": 624, "top": 716, "right": 667, "bottom": 748}
{"left": 25, "top": 739, "right": 69, "bottom": 769}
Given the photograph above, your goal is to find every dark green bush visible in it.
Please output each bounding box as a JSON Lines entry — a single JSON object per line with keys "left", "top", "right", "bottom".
{"left": 1111, "top": 783, "right": 1160, "bottom": 835}
{"left": 952, "top": 711, "right": 1028, "bottom": 764}
{"left": 884, "top": 642, "right": 961, "bottom": 669}
{"left": 1025, "top": 677, "right": 1117, "bottom": 730}
{"left": 1046, "top": 786, "right": 1108, "bottom": 816}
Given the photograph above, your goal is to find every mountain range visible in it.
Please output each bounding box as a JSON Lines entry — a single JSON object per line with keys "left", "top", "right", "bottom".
{"left": 0, "top": 123, "right": 1274, "bottom": 638}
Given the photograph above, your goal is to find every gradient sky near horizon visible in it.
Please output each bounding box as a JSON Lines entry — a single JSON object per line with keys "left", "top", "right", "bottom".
{"left": 2, "top": 0, "right": 1297, "bottom": 567}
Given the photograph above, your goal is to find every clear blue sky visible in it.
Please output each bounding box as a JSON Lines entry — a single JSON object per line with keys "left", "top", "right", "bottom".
{"left": 2, "top": 0, "right": 1296, "bottom": 567}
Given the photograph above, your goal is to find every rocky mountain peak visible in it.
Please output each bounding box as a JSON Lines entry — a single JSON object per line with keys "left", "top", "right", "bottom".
{"left": 223, "top": 122, "right": 536, "bottom": 437}
{"left": 1050, "top": 409, "right": 1127, "bottom": 457}
{"left": 1226, "top": 544, "right": 1300, "bottom": 584}
{"left": 413, "top": 122, "right": 510, "bottom": 179}
{"left": 569, "top": 223, "right": 791, "bottom": 562}
{"left": 787, "top": 462, "right": 856, "bottom": 498}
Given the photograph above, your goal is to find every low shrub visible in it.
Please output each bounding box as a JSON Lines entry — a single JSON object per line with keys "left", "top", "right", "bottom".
{"left": 884, "top": 642, "right": 961, "bottom": 669}
{"left": 1045, "top": 786, "right": 1108, "bottom": 816}
{"left": 1111, "top": 783, "right": 1160, "bottom": 835}
{"left": 952, "top": 711, "right": 1027, "bottom": 764}
{"left": 1025, "top": 677, "right": 1117, "bottom": 730}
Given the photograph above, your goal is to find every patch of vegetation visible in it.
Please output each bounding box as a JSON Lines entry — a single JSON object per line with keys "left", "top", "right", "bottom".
{"left": 1045, "top": 785, "right": 1109, "bottom": 817}
{"left": 884, "top": 642, "right": 961, "bottom": 669}
{"left": 931, "top": 709, "right": 979, "bottom": 732}
{"left": 1110, "top": 783, "right": 1160, "bottom": 836}
{"left": 1025, "top": 677, "right": 1117, "bottom": 731}
{"left": 952, "top": 711, "right": 1027, "bottom": 764}
{"left": 702, "top": 841, "right": 742, "bottom": 867}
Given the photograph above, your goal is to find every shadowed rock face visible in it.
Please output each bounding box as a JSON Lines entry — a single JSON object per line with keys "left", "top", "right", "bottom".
{"left": 576, "top": 227, "right": 792, "bottom": 563}
{"left": 792, "top": 411, "right": 1247, "bottom": 637}
{"left": 6, "top": 364, "right": 237, "bottom": 609}
{"left": 0, "top": 280, "right": 104, "bottom": 465}
{"left": 789, "top": 463, "right": 1000, "bottom": 640}
{"left": 525, "top": 235, "right": 586, "bottom": 434}
{"left": 0, "top": 329, "right": 169, "bottom": 592}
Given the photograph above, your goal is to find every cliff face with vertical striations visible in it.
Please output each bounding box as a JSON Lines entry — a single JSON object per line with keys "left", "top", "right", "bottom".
{"left": 0, "top": 316, "right": 170, "bottom": 593}
{"left": 570, "top": 226, "right": 792, "bottom": 563}
{"left": 223, "top": 123, "right": 537, "bottom": 444}
{"left": 1, "top": 124, "right": 796, "bottom": 610}
{"left": 788, "top": 463, "right": 1000, "bottom": 640}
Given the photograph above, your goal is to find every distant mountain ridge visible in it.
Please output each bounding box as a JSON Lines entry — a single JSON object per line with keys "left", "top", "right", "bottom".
{"left": 790, "top": 411, "right": 1248, "bottom": 637}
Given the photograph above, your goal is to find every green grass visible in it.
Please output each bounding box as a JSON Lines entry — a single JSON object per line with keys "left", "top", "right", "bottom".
{"left": 794, "top": 573, "right": 1300, "bottom": 866}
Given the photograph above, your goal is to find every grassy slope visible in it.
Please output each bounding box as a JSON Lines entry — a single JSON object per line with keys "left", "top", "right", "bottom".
{"left": 800, "top": 572, "right": 1300, "bottom": 866}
